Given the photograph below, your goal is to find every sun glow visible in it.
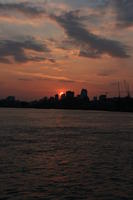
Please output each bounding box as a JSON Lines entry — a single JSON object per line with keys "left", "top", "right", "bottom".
{"left": 59, "top": 91, "right": 64, "bottom": 97}
{"left": 57, "top": 89, "right": 66, "bottom": 98}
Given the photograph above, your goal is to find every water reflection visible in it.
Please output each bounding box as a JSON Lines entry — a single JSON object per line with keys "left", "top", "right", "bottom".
{"left": 0, "top": 108, "right": 133, "bottom": 199}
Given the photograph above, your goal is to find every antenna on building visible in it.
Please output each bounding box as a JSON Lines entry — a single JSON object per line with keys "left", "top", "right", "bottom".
{"left": 124, "top": 80, "right": 130, "bottom": 98}
{"left": 118, "top": 81, "right": 121, "bottom": 98}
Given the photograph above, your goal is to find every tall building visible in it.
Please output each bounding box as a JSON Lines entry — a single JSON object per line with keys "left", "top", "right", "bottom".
{"left": 66, "top": 91, "right": 74, "bottom": 99}
{"left": 61, "top": 93, "right": 66, "bottom": 100}
{"left": 80, "top": 89, "right": 88, "bottom": 99}
{"left": 6, "top": 96, "right": 16, "bottom": 102}
{"left": 55, "top": 94, "right": 59, "bottom": 101}
{"left": 99, "top": 95, "right": 107, "bottom": 102}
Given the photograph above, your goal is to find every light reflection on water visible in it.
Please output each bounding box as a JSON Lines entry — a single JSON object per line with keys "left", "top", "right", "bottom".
{"left": 0, "top": 108, "right": 133, "bottom": 200}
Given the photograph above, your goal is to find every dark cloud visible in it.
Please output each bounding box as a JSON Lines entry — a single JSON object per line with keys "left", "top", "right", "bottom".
{"left": 53, "top": 0, "right": 109, "bottom": 9}
{"left": 18, "top": 76, "right": 76, "bottom": 83}
{"left": 79, "top": 50, "right": 100, "bottom": 58}
{"left": 40, "top": 77, "right": 76, "bottom": 83}
{"left": 0, "top": 1, "right": 130, "bottom": 59}
{"left": 0, "top": 2, "right": 44, "bottom": 16}
{"left": 0, "top": 37, "right": 51, "bottom": 63}
{"left": 52, "top": 10, "right": 129, "bottom": 58}
{"left": 112, "top": 0, "right": 133, "bottom": 28}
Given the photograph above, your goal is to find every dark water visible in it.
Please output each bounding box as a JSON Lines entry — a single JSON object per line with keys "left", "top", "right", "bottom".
{"left": 0, "top": 108, "right": 133, "bottom": 200}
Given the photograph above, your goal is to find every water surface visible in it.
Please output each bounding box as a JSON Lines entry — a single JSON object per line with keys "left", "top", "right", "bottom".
{"left": 0, "top": 108, "right": 133, "bottom": 199}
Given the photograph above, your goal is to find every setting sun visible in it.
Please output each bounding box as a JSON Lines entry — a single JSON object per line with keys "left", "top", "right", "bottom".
{"left": 59, "top": 91, "right": 64, "bottom": 97}
{"left": 57, "top": 88, "right": 66, "bottom": 97}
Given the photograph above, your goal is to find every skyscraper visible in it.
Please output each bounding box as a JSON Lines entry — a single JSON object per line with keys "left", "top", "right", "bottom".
{"left": 80, "top": 89, "right": 88, "bottom": 99}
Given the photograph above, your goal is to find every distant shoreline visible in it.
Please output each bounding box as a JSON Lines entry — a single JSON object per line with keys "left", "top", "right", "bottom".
{"left": 0, "top": 90, "right": 133, "bottom": 113}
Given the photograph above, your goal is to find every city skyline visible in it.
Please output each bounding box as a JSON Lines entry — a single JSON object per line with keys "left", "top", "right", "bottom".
{"left": 1, "top": 87, "right": 133, "bottom": 112}
{"left": 0, "top": 0, "right": 133, "bottom": 100}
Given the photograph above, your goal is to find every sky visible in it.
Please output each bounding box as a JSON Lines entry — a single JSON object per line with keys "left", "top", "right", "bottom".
{"left": 0, "top": 0, "right": 133, "bottom": 100}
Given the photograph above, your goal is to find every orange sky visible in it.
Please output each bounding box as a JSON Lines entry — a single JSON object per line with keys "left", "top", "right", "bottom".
{"left": 0, "top": 0, "right": 133, "bottom": 100}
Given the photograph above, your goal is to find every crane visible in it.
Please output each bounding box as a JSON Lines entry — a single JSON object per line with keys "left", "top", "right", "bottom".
{"left": 124, "top": 80, "right": 130, "bottom": 98}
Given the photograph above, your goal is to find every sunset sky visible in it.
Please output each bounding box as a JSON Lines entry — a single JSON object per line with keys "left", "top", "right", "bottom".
{"left": 0, "top": 0, "right": 133, "bottom": 100}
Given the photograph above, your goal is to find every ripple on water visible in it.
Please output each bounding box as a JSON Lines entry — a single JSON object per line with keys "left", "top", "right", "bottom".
{"left": 0, "top": 109, "right": 133, "bottom": 199}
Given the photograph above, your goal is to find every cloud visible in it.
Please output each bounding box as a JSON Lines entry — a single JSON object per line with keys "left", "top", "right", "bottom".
{"left": 0, "top": 2, "right": 45, "bottom": 17}
{"left": 53, "top": 0, "right": 109, "bottom": 9}
{"left": 16, "top": 70, "right": 77, "bottom": 83}
{"left": 52, "top": 10, "right": 129, "bottom": 58}
{"left": 79, "top": 50, "right": 100, "bottom": 58}
{"left": 18, "top": 78, "right": 33, "bottom": 81}
{"left": 112, "top": 0, "right": 133, "bottom": 28}
{"left": 0, "top": 37, "right": 51, "bottom": 63}
{"left": 0, "top": 1, "right": 130, "bottom": 60}
{"left": 0, "top": 57, "right": 11, "bottom": 64}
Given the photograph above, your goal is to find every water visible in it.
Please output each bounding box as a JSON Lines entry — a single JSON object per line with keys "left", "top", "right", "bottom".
{"left": 0, "top": 108, "right": 133, "bottom": 200}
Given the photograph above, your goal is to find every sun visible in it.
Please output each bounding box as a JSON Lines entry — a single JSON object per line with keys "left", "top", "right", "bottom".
{"left": 57, "top": 88, "right": 66, "bottom": 98}
{"left": 59, "top": 91, "right": 64, "bottom": 97}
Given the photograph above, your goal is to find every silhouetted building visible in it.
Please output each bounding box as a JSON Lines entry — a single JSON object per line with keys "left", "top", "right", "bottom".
{"left": 80, "top": 89, "right": 88, "bottom": 99}
{"left": 6, "top": 96, "right": 16, "bottom": 101}
{"left": 0, "top": 88, "right": 133, "bottom": 112}
{"left": 66, "top": 91, "right": 74, "bottom": 99}
{"left": 93, "top": 96, "right": 98, "bottom": 101}
{"left": 61, "top": 93, "right": 66, "bottom": 100}
{"left": 55, "top": 94, "right": 59, "bottom": 101}
{"left": 49, "top": 97, "right": 55, "bottom": 103}
{"left": 99, "top": 95, "right": 107, "bottom": 102}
